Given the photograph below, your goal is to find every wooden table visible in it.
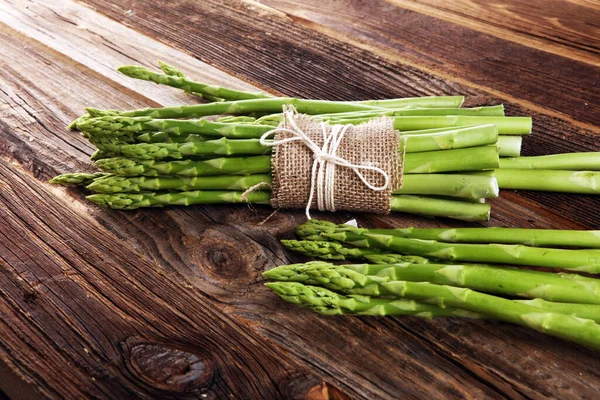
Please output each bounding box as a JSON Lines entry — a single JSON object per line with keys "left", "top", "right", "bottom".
{"left": 1, "top": 0, "right": 599, "bottom": 398}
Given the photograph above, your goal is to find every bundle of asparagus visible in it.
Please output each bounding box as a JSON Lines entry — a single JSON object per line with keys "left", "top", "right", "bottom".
{"left": 264, "top": 219, "right": 600, "bottom": 350}
{"left": 52, "top": 61, "right": 540, "bottom": 221}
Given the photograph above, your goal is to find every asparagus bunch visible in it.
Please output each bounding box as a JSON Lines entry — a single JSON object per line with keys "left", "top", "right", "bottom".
{"left": 263, "top": 263, "right": 600, "bottom": 351}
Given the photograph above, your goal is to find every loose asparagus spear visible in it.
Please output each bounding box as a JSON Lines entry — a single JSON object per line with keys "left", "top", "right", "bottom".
{"left": 264, "top": 265, "right": 600, "bottom": 350}
{"left": 265, "top": 282, "right": 483, "bottom": 318}
{"left": 492, "top": 169, "right": 600, "bottom": 194}
{"left": 499, "top": 152, "right": 600, "bottom": 170}
{"left": 368, "top": 226, "right": 600, "bottom": 248}
{"left": 86, "top": 190, "right": 271, "bottom": 210}
{"left": 118, "top": 64, "right": 272, "bottom": 101}
{"left": 280, "top": 240, "right": 384, "bottom": 260}
{"left": 295, "top": 220, "right": 600, "bottom": 273}
{"left": 281, "top": 239, "right": 431, "bottom": 263}
{"left": 265, "top": 262, "right": 600, "bottom": 304}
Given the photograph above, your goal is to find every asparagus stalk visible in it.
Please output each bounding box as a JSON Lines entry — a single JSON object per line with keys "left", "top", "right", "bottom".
{"left": 331, "top": 116, "right": 532, "bottom": 135}
{"left": 514, "top": 299, "right": 600, "bottom": 323}
{"left": 389, "top": 195, "right": 491, "bottom": 221}
{"left": 370, "top": 226, "right": 600, "bottom": 248}
{"left": 77, "top": 116, "right": 274, "bottom": 139}
{"left": 354, "top": 96, "right": 464, "bottom": 108}
{"left": 97, "top": 138, "right": 270, "bottom": 160}
{"left": 86, "top": 98, "right": 389, "bottom": 120}
{"left": 400, "top": 124, "right": 499, "bottom": 153}
{"left": 95, "top": 156, "right": 272, "bottom": 176}
{"left": 86, "top": 190, "right": 271, "bottom": 210}
{"left": 328, "top": 230, "right": 600, "bottom": 273}
{"left": 265, "top": 282, "right": 483, "bottom": 318}
{"left": 87, "top": 174, "right": 272, "bottom": 193}
{"left": 294, "top": 221, "right": 600, "bottom": 272}
{"left": 49, "top": 172, "right": 111, "bottom": 186}
{"left": 264, "top": 265, "right": 600, "bottom": 350}
{"left": 403, "top": 146, "right": 499, "bottom": 173}
{"left": 496, "top": 136, "right": 522, "bottom": 157}
{"left": 492, "top": 169, "right": 600, "bottom": 194}
{"left": 320, "top": 105, "right": 506, "bottom": 119}
{"left": 280, "top": 239, "right": 429, "bottom": 263}
{"left": 118, "top": 64, "right": 272, "bottom": 101}
{"left": 364, "top": 253, "right": 430, "bottom": 264}
{"left": 499, "top": 152, "right": 600, "bottom": 170}
{"left": 340, "top": 262, "right": 600, "bottom": 304}
{"left": 395, "top": 174, "right": 498, "bottom": 199}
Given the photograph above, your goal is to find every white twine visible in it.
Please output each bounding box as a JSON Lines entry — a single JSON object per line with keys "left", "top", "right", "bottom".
{"left": 260, "top": 108, "right": 390, "bottom": 219}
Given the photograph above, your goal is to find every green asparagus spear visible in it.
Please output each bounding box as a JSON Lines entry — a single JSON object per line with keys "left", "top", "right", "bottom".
{"left": 395, "top": 174, "right": 498, "bottom": 199}
{"left": 496, "top": 136, "right": 522, "bottom": 157}
{"left": 321, "top": 105, "right": 506, "bottom": 120}
{"left": 499, "top": 152, "right": 600, "bottom": 170}
{"left": 94, "top": 156, "right": 272, "bottom": 176}
{"left": 330, "top": 230, "right": 600, "bottom": 273}
{"left": 403, "top": 146, "right": 499, "bottom": 173}
{"left": 401, "top": 124, "right": 499, "bottom": 153}
{"left": 370, "top": 226, "right": 600, "bottom": 248}
{"left": 49, "top": 172, "right": 111, "bottom": 186}
{"left": 86, "top": 190, "right": 271, "bottom": 210}
{"left": 514, "top": 299, "right": 600, "bottom": 323}
{"left": 265, "top": 282, "right": 482, "bottom": 318}
{"left": 118, "top": 64, "right": 272, "bottom": 101}
{"left": 97, "top": 138, "right": 270, "bottom": 160}
{"left": 390, "top": 195, "right": 491, "bottom": 221}
{"left": 331, "top": 116, "right": 532, "bottom": 135}
{"left": 353, "top": 96, "right": 464, "bottom": 108}
{"left": 87, "top": 174, "right": 272, "bottom": 193}
{"left": 281, "top": 239, "right": 431, "bottom": 263}
{"left": 77, "top": 116, "right": 274, "bottom": 139}
{"left": 492, "top": 169, "right": 600, "bottom": 194}
{"left": 264, "top": 265, "right": 600, "bottom": 350}
{"left": 280, "top": 240, "right": 384, "bottom": 260}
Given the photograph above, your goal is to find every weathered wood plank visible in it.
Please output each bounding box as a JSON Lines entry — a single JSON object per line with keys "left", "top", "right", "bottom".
{"left": 0, "top": 0, "right": 267, "bottom": 107}
{"left": 1, "top": 0, "right": 600, "bottom": 398}
{"left": 0, "top": 158, "right": 335, "bottom": 400}
{"left": 383, "top": 0, "right": 600, "bottom": 66}
{"left": 253, "top": 0, "right": 600, "bottom": 128}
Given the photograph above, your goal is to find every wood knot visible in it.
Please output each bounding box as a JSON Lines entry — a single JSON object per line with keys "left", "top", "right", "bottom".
{"left": 122, "top": 337, "right": 214, "bottom": 394}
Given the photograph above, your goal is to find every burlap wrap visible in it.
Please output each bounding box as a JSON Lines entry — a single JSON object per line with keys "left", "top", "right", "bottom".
{"left": 270, "top": 113, "right": 401, "bottom": 214}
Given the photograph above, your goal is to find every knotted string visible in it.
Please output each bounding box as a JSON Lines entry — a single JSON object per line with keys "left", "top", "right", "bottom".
{"left": 259, "top": 107, "right": 390, "bottom": 219}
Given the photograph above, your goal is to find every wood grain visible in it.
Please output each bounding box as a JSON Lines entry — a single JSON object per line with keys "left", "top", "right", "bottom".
{"left": 1, "top": 0, "right": 600, "bottom": 398}
{"left": 254, "top": 0, "right": 600, "bottom": 128}
{"left": 384, "top": 0, "right": 600, "bottom": 66}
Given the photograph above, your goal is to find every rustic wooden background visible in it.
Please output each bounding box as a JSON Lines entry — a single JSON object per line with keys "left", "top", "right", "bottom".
{"left": 1, "top": 0, "right": 599, "bottom": 398}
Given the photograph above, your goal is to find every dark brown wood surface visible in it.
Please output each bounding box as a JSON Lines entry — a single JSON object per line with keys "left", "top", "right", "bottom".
{"left": 1, "top": 0, "right": 599, "bottom": 398}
